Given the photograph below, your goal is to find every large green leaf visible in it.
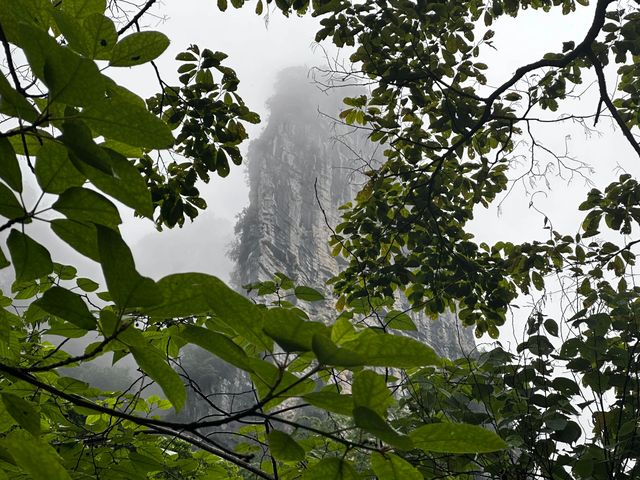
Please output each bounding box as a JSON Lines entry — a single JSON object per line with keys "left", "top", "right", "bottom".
{"left": 342, "top": 330, "right": 439, "bottom": 368}
{"left": 7, "top": 230, "right": 53, "bottom": 283}
{"left": 0, "top": 246, "right": 9, "bottom": 269}
{"left": 0, "top": 0, "right": 53, "bottom": 45}
{"left": 50, "top": 219, "right": 100, "bottom": 262}
{"left": 385, "top": 310, "right": 417, "bottom": 330}
{"left": 1, "top": 393, "right": 40, "bottom": 436}
{"left": 129, "top": 345, "right": 185, "bottom": 411}
{"left": 0, "top": 71, "right": 39, "bottom": 122}
{"left": 60, "top": 0, "right": 106, "bottom": 18}
{"left": 146, "top": 273, "right": 270, "bottom": 349}
{"left": 352, "top": 370, "right": 393, "bottom": 417}
{"left": 202, "top": 281, "right": 272, "bottom": 352}
{"left": 110, "top": 31, "right": 170, "bottom": 67}
{"left": 34, "top": 286, "right": 97, "bottom": 330}
{"left": 263, "top": 308, "right": 330, "bottom": 352}
{"left": 294, "top": 286, "right": 325, "bottom": 302}
{"left": 62, "top": 119, "right": 113, "bottom": 174}
{"left": 16, "top": 24, "right": 106, "bottom": 107}
{"left": 302, "top": 458, "right": 359, "bottom": 480}
{"left": 76, "top": 148, "right": 153, "bottom": 218}
{"left": 370, "top": 453, "right": 423, "bottom": 480}
{"left": 0, "top": 183, "right": 25, "bottom": 220}
{"left": 81, "top": 13, "right": 118, "bottom": 59}
{"left": 144, "top": 272, "right": 213, "bottom": 317}
{"left": 0, "top": 137, "right": 22, "bottom": 192}
{"left": 51, "top": 10, "right": 89, "bottom": 56}
{"left": 35, "top": 141, "right": 86, "bottom": 194}
{"left": 409, "top": 423, "right": 508, "bottom": 454}
{"left": 248, "top": 358, "right": 315, "bottom": 409}
{"left": 177, "top": 325, "right": 252, "bottom": 371}
{"left": 311, "top": 334, "right": 366, "bottom": 367}
{"left": 78, "top": 83, "right": 174, "bottom": 149}
{"left": 2, "top": 430, "right": 71, "bottom": 480}
{"left": 96, "top": 225, "right": 162, "bottom": 308}
{"left": 53, "top": 10, "right": 116, "bottom": 60}
{"left": 267, "top": 430, "right": 305, "bottom": 462}
{"left": 302, "top": 391, "right": 353, "bottom": 416}
{"left": 53, "top": 187, "right": 122, "bottom": 228}
{"left": 353, "top": 406, "right": 413, "bottom": 450}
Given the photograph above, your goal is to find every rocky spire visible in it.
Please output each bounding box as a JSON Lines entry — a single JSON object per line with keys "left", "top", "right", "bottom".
{"left": 231, "top": 67, "right": 476, "bottom": 359}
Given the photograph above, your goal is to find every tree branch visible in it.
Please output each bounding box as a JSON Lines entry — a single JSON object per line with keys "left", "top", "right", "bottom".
{"left": 0, "top": 21, "right": 26, "bottom": 96}
{"left": 117, "top": 0, "right": 158, "bottom": 35}
{"left": 589, "top": 50, "right": 640, "bottom": 159}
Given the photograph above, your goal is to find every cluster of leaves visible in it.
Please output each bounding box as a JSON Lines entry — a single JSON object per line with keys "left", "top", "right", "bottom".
{"left": 145, "top": 45, "right": 259, "bottom": 228}
{"left": 0, "top": 1, "right": 509, "bottom": 479}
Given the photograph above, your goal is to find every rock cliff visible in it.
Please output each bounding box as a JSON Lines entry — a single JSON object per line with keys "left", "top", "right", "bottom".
{"left": 231, "top": 67, "right": 476, "bottom": 359}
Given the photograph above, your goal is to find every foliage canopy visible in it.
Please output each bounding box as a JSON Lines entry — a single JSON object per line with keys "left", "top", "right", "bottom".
{"left": 0, "top": 0, "right": 640, "bottom": 479}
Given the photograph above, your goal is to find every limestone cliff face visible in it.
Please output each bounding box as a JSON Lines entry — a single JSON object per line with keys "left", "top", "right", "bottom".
{"left": 232, "top": 68, "right": 476, "bottom": 359}
{"left": 231, "top": 86, "right": 362, "bottom": 300}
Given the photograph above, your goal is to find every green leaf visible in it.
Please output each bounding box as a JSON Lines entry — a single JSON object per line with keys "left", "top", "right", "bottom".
{"left": 302, "top": 458, "right": 359, "bottom": 480}
{"left": 76, "top": 277, "right": 99, "bottom": 292}
{"left": 61, "top": 0, "right": 106, "bottom": 18}
{"left": 50, "top": 219, "right": 100, "bottom": 262}
{"left": 248, "top": 358, "right": 315, "bottom": 408}
{"left": 110, "top": 31, "right": 170, "bottom": 67}
{"left": 370, "top": 453, "right": 423, "bottom": 480}
{"left": 51, "top": 10, "right": 89, "bottom": 56}
{"left": 78, "top": 84, "right": 174, "bottom": 149}
{"left": 35, "top": 141, "right": 86, "bottom": 194}
{"left": 78, "top": 148, "right": 153, "bottom": 218}
{"left": 267, "top": 430, "right": 305, "bottom": 462}
{"left": 551, "top": 420, "right": 582, "bottom": 444}
{"left": 16, "top": 24, "right": 106, "bottom": 107}
{"left": 0, "top": 246, "right": 9, "bottom": 269}
{"left": 34, "top": 286, "right": 97, "bottom": 330}
{"left": 302, "top": 391, "right": 353, "bottom": 416}
{"left": 263, "top": 308, "right": 330, "bottom": 352}
{"left": 81, "top": 13, "right": 118, "bottom": 59}
{"left": 1, "top": 393, "right": 40, "bottom": 436}
{"left": 0, "top": 71, "right": 39, "bottom": 122}
{"left": 544, "top": 318, "right": 559, "bottom": 337}
{"left": 385, "top": 310, "right": 417, "bottom": 330}
{"left": 202, "top": 285, "right": 272, "bottom": 352}
{"left": 311, "top": 334, "right": 366, "bottom": 367}
{"left": 177, "top": 325, "right": 252, "bottom": 371}
{"left": 531, "top": 271, "right": 544, "bottom": 291}
{"left": 294, "top": 286, "right": 325, "bottom": 302}
{"left": 61, "top": 120, "right": 113, "bottom": 174}
{"left": 130, "top": 345, "right": 185, "bottom": 411}
{"left": 353, "top": 406, "right": 413, "bottom": 450}
{"left": 7, "top": 230, "right": 53, "bottom": 283}
{"left": 342, "top": 330, "right": 439, "bottom": 368}
{"left": 144, "top": 272, "right": 213, "bottom": 317}
{"left": 146, "top": 273, "right": 271, "bottom": 349}
{"left": 96, "top": 225, "right": 162, "bottom": 308}
{"left": 0, "top": 137, "right": 22, "bottom": 192}
{"left": 2, "top": 430, "right": 71, "bottom": 480}
{"left": 352, "top": 370, "right": 393, "bottom": 417}
{"left": 410, "top": 423, "right": 507, "bottom": 453}
{"left": 0, "top": 182, "right": 25, "bottom": 219}
{"left": 53, "top": 187, "right": 122, "bottom": 228}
